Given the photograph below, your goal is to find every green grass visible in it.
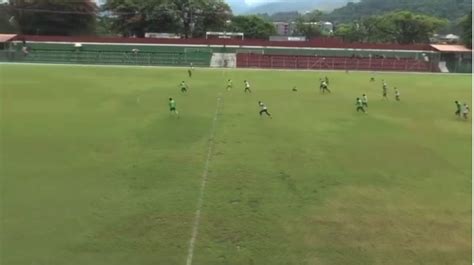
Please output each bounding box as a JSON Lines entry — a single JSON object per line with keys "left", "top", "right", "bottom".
{"left": 0, "top": 64, "right": 471, "bottom": 265}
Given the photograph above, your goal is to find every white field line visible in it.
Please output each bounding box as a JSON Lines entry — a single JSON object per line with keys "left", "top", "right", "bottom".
{"left": 185, "top": 94, "right": 222, "bottom": 265}
{"left": 0, "top": 62, "right": 470, "bottom": 76}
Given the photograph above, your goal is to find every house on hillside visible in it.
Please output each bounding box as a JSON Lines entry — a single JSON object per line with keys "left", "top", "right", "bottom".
{"left": 273, "top": 22, "right": 296, "bottom": 36}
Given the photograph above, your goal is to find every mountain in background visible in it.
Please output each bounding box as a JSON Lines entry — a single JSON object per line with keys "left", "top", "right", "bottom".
{"left": 226, "top": 0, "right": 249, "bottom": 14}
{"left": 327, "top": 0, "right": 472, "bottom": 23}
{"left": 244, "top": 0, "right": 357, "bottom": 15}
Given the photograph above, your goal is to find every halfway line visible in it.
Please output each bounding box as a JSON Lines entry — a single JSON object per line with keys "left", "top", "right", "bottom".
{"left": 185, "top": 93, "right": 222, "bottom": 265}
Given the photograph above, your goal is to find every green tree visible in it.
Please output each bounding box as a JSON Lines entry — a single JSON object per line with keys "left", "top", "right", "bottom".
{"left": 301, "top": 9, "right": 324, "bottom": 22}
{"left": 106, "top": 0, "right": 158, "bottom": 37}
{"left": 294, "top": 18, "right": 322, "bottom": 39}
{"left": 328, "top": 0, "right": 471, "bottom": 25}
{"left": 460, "top": 12, "right": 472, "bottom": 48}
{"left": 378, "top": 11, "right": 447, "bottom": 44}
{"left": 9, "top": 0, "right": 97, "bottom": 35}
{"left": 335, "top": 11, "right": 447, "bottom": 44}
{"left": 269, "top": 11, "right": 299, "bottom": 23}
{"left": 229, "top": 15, "right": 276, "bottom": 39}
{"left": 0, "top": 3, "right": 17, "bottom": 34}
{"left": 95, "top": 16, "right": 117, "bottom": 36}
{"left": 106, "top": 0, "right": 231, "bottom": 38}
{"left": 189, "top": 0, "right": 232, "bottom": 37}
{"left": 334, "top": 22, "right": 364, "bottom": 42}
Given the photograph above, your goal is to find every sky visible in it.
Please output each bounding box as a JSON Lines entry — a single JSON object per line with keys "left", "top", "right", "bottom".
{"left": 245, "top": 0, "right": 282, "bottom": 6}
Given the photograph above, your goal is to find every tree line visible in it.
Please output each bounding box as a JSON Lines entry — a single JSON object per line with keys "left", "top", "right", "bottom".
{"left": 0, "top": 0, "right": 471, "bottom": 47}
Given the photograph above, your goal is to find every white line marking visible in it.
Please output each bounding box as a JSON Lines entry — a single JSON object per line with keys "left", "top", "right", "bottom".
{"left": 0, "top": 62, "right": 469, "bottom": 75}
{"left": 185, "top": 94, "right": 222, "bottom": 265}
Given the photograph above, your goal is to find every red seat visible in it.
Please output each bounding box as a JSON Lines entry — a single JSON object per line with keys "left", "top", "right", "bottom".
{"left": 237, "top": 53, "right": 432, "bottom": 72}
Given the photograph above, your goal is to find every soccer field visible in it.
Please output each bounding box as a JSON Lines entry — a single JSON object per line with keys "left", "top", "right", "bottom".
{"left": 0, "top": 64, "right": 471, "bottom": 265}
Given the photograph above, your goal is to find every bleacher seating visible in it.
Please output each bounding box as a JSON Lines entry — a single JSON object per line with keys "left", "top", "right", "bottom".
{"left": 236, "top": 53, "right": 433, "bottom": 72}
{"left": 3, "top": 49, "right": 212, "bottom": 67}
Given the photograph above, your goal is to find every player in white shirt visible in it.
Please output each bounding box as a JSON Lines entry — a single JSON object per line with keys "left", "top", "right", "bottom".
{"left": 258, "top": 101, "right": 272, "bottom": 118}
{"left": 362, "top": 94, "right": 368, "bottom": 107}
{"left": 462, "top": 103, "right": 469, "bottom": 120}
{"left": 244, "top": 80, "right": 252, "bottom": 93}
{"left": 394, "top": 88, "right": 400, "bottom": 101}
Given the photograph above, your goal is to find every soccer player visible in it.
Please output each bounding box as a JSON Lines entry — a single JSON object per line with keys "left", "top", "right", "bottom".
{"left": 226, "top": 79, "right": 233, "bottom": 91}
{"left": 244, "top": 80, "right": 252, "bottom": 93}
{"left": 394, "top": 88, "right": 400, "bottom": 101}
{"left": 362, "top": 94, "right": 368, "bottom": 107}
{"left": 382, "top": 81, "right": 388, "bottom": 99}
{"left": 356, "top": 97, "right": 366, "bottom": 113}
{"left": 169, "top": 98, "right": 179, "bottom": 116}
{"left": 462, "top": 103, "right": 469, "bottom": 120}
{"left": 292, "top": 86, "right": 298, "bottom": 92}
{"left": 258, "top": 101, "right": 272, "bottom": 118}
{"left": 455, "top": 101, "right": 462, "bottom": 116}
{"left": 370, "top": 77, "right": 375, "bottom": 82}
{"left": 188, "top": 68, "right": 192, "bottom": 78}
{"left": 321, "top": 81, "right": 331, "bottom": 93}
{"left": 325, "top": 76, "right": 329, "bottom": 85}
{"left": 180, "top": 81, "right": 188, "bottom": 93}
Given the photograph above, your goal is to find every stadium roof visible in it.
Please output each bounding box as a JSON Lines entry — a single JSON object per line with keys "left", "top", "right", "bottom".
{"left": 430, "top": 44, "right": 472, "bottom": 53}
{"left": 0, "top": 34, "right": 17, "bottom": 43}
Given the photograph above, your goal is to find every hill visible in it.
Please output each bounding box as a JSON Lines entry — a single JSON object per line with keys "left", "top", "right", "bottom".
{"left": 327, "top": 0, "right": 472, "bottom": 23}
{"left": 245, "top": 0, "right": 355, "bottom": 15}
{"left": 226, "top": 0, "right": 249, "bottom": 14}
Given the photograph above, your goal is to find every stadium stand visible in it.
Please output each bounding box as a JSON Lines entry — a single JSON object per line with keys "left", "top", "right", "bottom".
{"left": 236, "top": 53, "right": 434, "bottom": 72}
{"left": 2, "top": 35, "right": 467, "bottom": 72}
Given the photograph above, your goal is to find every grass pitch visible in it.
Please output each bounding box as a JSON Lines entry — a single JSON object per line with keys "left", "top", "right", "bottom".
{"left": 0, "top": 64, "right": 471, "bottom": 265}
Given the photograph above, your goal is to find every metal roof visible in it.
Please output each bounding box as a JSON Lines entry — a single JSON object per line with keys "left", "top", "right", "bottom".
{"left": 0, "top": 34, "right": 17, "bottom": 43}
{"left": 430, "top": 44, "right": 472, "bottom": 53}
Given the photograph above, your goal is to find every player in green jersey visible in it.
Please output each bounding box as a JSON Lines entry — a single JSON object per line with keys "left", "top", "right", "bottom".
{"left": 169, "top": 98, "right": 179, "bottom": 116}
{"left": 455, "top": 101, "right": 462, "bottom": 116}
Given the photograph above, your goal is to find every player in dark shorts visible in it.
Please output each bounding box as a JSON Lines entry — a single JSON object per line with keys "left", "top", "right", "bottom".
{"left": 226, "top": 79, "right": 233, "bottom": 91}
{"left": 382, "top": 81, "right": 388, "bottom": 99}
{"left": 244, "top": 80, "right": 252, "bottom": 93}
{"left": 258, "top": 101, "right": 272, "bottom": 118}
{"left": 394, "top": 88, "right": 400, "bottom": 101}
{"left": 180, "top": 81, "right": 188, "bottom": 93}
{"left": 356, "top": 97, "right": 366, "bottom": 113}
{"left": 455, "top": 101, "right": 461, "bottom": 116}
{"left": 321, "top": 81, "right": 331, "bottom": 93}
{"left": 188, "top": 69, "right": 192, "bottom": 78}
{"left": 169, "top": 98, "right": 179, "bottom": 116}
